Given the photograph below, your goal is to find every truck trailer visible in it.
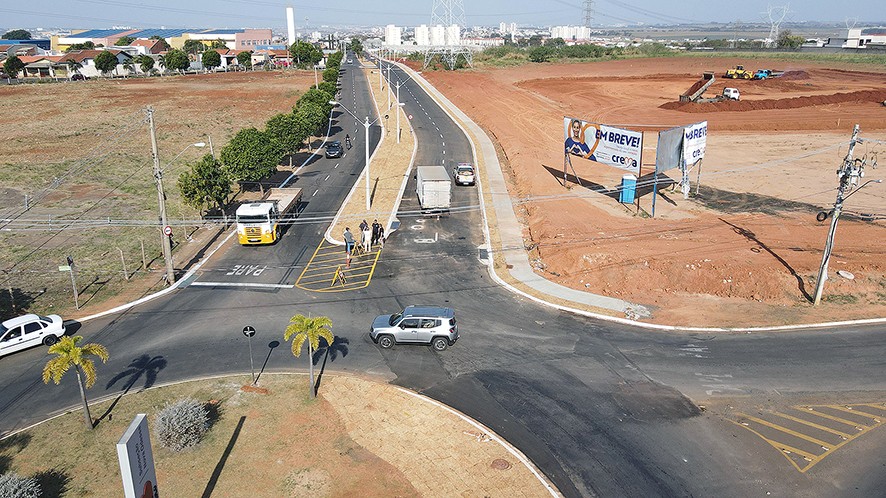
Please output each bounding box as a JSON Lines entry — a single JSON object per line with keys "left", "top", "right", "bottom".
{"left": 235, "top": 187, "right": 303, "bottom": 245}
{"left": 415, "top": 165, "right": 452, "bottom": 213}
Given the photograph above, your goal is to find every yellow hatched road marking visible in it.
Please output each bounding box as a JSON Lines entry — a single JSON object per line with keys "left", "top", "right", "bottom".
{"left": 803, "top": 408, "right": 869, "bottom": 429}
{"left": 770, "top": 412, "right": 852, "bottom": 438}
{"left": 737, "top": 413, "right": 833, "bottom": 448}
{"left": 295, "top": 239, "right": 382, "bottom": 292}
{"left": 824, "top": 405, "right": 881, "bottom": 421}
{"left": 733, "top": 405, "right": 885, "bottom": 473}
{"left": 854, "top": 403, "right": 886, "bottom": 410}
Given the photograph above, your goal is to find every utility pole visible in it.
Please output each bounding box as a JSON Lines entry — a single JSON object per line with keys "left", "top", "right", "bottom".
{"left": 812, "top": 124, "right": 862, "bottom": 306}
{"left": 146, "top": 107, "right": 176, "bottom": 286}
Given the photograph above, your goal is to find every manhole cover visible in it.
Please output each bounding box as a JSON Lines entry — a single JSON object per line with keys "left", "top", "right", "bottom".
{"left": 490, "top": 458, "right": 511, "bottom": 470}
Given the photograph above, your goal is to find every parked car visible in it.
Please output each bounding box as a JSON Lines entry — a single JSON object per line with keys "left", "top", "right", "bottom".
{"left": 325, "top": 140, "right": 343, "bottom": 158}
{"left": 0, "top": 314, "right": 65, "bottom": 357}
{"left": 70, "top": 73, "right": 86, "bottom": 81}
{"left": 453, "top": 163, "right": 476, "bottom": 186}
{"left": 723, "top": 87, "right": 740, "bottom": 100}
{"left": 370, "top": 306, "right": 458, "bottom": 351}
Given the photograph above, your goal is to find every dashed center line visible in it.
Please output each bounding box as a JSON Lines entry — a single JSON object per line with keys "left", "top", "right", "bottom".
{"left": 312, "top": 190, "right": 318, "bottom": 197}
{"left": 324, "top": 175, "right": 330, "bottom": 181}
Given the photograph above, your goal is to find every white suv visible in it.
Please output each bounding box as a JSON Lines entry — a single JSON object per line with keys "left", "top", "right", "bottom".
{"left": 370, "top": 306, "right": 458, "bottom": 351}
{"left": 1, "top": 314, "right": 65, "bottom": 357}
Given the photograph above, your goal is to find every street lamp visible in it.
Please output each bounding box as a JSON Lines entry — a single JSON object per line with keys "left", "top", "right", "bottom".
{"left": 395, "top": 79, "right": 405, "bottom": 144}
{"left": 155, "top": 141, "right": 206, "bottom": 285}
{"left": 329, "top": 100, "right": 380, "bottom": 211}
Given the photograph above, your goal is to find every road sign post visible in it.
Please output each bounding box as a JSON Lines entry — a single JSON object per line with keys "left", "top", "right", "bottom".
{"left": 242, "top": 326, "right": 256, "bottom": 385}
{"left": 61, "top": 255, "right": 79, "bottom": 310}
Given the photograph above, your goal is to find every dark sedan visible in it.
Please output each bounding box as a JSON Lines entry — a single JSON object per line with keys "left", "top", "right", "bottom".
{"left": 325, "top": 141, "right": 343, "bottom": 158}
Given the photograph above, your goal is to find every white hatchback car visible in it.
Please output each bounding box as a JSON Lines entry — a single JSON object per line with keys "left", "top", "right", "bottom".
{"left": 453, "top": 163, "right": 476, "bottom": 186}
{"left": 0, "top": 314, "right": 65, "bottom": 357}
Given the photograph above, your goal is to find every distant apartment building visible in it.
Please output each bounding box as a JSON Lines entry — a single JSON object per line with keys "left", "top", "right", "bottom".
{"left": 551, "top": 26, "right": 591, "bottom": 41}
{"left": 445, "top": 24, "right": 460, "bottom": 46}
{"left": 415, "top": 25, "right": 430, "bottom": 46}
{"left": 498, "top": 22, "right": 517, "bottom": 35}
{"left": 385, "top": 24, "right": 402, "bottom": 46}
{"left": 430, "top": 25, "right": 446, "bottom": 46}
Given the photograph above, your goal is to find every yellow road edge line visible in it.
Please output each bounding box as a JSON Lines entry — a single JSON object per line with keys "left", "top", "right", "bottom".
{"left": 728, "top": 418, "right": 812, "bottom": 472}
{"left": 825, "top": 406, "right": 881, "bottom": 421}
{"left": 294, "top": 239, "right": 328, "bottom": 287}
{"left": 854, "top": 403, "right": 886, "bottom": 411}
{"left": 739, "top": 414, "right": 834, "bottom": 449}
{"left": 365, "top": 248, "right": 382, "bottom": 286}
{"left": 802, "top": 408, "right": 869, "bottom": 429}
{"left": 771, "top": 411, "right": 852, "bottom": 438}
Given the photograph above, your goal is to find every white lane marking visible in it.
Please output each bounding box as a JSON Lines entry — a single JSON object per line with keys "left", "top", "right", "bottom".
{"left": 324, "top": 175, "right": 330, "bottom": 181}
{"left": 440, "top": 134, "right": 444, "bottom": 138}
{"left": 312, "top": 190, "right": 319, "bottom": 197}
{"left": 190, "top": 282, "right": 295, "bottom": 289}
{"left": 334, "top": 164, "right": 339, "bottom": 169}
{"left": 226, "top": 264, "right": 268, "bottom": 276}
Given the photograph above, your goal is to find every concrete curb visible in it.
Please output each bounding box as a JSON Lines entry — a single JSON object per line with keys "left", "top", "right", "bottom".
{"left": 395, "top": 65, "right": 886, "bottom": 333}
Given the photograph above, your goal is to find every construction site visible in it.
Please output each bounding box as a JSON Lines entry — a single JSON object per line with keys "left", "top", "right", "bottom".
{"left": 420, "top": 56, "right": 886, "bottom": 326}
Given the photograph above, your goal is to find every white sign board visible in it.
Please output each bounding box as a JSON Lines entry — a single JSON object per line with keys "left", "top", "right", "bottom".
{"left": 564, "top": 117, "right": 642, "bottom": 174}
{"left": 682, "top": 121, "right": 707, "bottom": 166}
{"left": 117, "top": 414, "right": 159, "bottom": 498}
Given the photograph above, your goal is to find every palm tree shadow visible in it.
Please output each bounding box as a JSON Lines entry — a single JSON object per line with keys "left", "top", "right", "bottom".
{"left": 312, "top": 336, "right": 349, "bottom": 395}
{"left": 95, "top": 354, "right": 167, "bottom": 426}
{"left": 0, "top": 433, "right": 31, "bottom": 474}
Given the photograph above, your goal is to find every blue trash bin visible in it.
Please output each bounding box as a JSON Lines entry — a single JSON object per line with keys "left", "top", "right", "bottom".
{"left": 619, "top": 174, "right": 637, "bottom": 204}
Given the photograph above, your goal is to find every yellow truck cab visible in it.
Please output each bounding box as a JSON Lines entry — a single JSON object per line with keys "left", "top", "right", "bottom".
{"left": 235, "top": 187, "right": 302, "bottom": 245}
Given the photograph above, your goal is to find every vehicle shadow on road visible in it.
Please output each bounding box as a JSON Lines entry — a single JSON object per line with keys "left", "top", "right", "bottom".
{"left": 312, "top": 336, "right": 350, "bottom": 395}
{"left": 94, "top": 354, "right": 167, "bottom": 427}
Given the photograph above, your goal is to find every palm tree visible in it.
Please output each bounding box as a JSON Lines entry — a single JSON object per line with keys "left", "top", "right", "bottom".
{"left": 42, "top": 335, "right": 109, "bottom": 430}
{"left": 121, "top": 59, "right": 134, "bottom": 77}
{"left": 283, "top": 314, "right": 333, "bottom": 399}
{"left": 66, "top": 59, "right": 82, "bottom": 78}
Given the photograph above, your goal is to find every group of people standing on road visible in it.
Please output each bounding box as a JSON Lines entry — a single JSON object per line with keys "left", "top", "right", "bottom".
{"left": 343, "top": 219, "right": 385, "bottom": 268}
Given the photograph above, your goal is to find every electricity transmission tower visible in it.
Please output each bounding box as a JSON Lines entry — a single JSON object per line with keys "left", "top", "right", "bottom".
{"left": 765, "top": 5, "right": 788, "bottom": 48}
{"left": 425, "top": 0, "right": 473, "bottom": 70}
{"left": 583, "top": 0, "right": 594, "bottom": 27}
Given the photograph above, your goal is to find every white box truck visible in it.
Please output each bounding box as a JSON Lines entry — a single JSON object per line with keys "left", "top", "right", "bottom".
{"left": 415, "top": 165, "right": 451, "bottom": 213}
{"left": 235, "top": 187, "right": 303, "bottom": 245}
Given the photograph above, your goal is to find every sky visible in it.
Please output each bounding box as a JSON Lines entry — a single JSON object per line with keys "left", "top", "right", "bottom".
{"left": 2, "top": 1, "right": 882, "bottom": 30}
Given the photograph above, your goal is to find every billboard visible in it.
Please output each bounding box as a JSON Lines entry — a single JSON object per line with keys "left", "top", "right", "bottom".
{"left": 683, "top": 121, "right": 707, "bottom": 166}
{"left": 655, "top": 126, "right": 683, "bottom": 173}
{"left": 564, "top": 117, "right": 642, "bottom": 174}
{"left": 117, "top": 414, "right": 159, "bottom": 498}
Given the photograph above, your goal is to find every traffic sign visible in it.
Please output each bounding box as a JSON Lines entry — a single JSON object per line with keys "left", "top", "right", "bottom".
{"left": 242, "top": 326, "right": 256, "bottom": 338}
{"left": 408, "top": 114, "right": 413, "bottom": 120}
{"left": 164, "top": 226, "right": 173, "bottom": 237}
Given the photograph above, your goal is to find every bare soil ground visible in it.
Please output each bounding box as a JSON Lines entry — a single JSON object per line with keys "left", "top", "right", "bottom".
{"left": 420, "top": 57, "right": 886, "bottom": 326}
{"left": 0, "top": 71, "right": 315, "bottom": 317}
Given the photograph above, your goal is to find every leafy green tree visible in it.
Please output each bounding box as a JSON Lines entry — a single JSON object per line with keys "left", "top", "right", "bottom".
{"left": 236, "top": 50, "right": 252, "bottom": 69}
{"left": 349, "top": 38, "right": 363, "bottom": 55}
{"left": 182, "top": 39, "right": 205, "bottom": 55}
{"left": 2, "top": 29, "right": 32, "bottom": 40}
{"left": 202, "top": 49, "right": 221, "bottom": 70}
{"left": 3, "top": 55, "right": 25, "bottom": 78}
{"left": 137, "top": 54, "right": 155, "bottom": 73}
{"left": 210, "top": 39, "right": 228, "bottom": 49}
{"left": 289, "top": 40, "right": 322, "bottom": 69}
{"left": 93, "top": 50, "right": 118, "bottom": 75}
{"left": 266, "top": 112, "right": 310, "bottom": 155}
{"left": 317, "top": 81, "right": 336, "bottom": 95}
{"left": 777, "top": 29, "right": 805, "bottom": 49}
{"left": 65, "top": 41, "right": 95, "bottom": 51}
{"left": 220, "top": 128, "right": 282, "bottom": 193}
{"left": 549, "top": 37, "right": 567, "bottom": 48}
{"left": 164, "top": 48, "right": 190, "bottom": 73}
{"left": 297, "top": 87, "right": 333, "bottom": 110}
{"left": 178, "top": 154, "right": 231, "bottom": 215}
{"left": 115, "top": 36, "right": 135, "bottom": 46}
{"left": 528, "top": 45, "right": 555, "bottom": 63}
{"left": 121, "top": 58, "right": 135, "bottom": 76}
{"left": 294, "top": 102, "right": 328, "bottom": 137}
{"left": 322, "top": 66, "right": 338, "bottom": 83}
{"left": 326, "top": 51, "right": 343, "bottom": 68}
{"left": 283, "top": 314, "right": 333, "bottom": 399}
{"left": 43, "top": 336, "right": 110, "bottom": 430}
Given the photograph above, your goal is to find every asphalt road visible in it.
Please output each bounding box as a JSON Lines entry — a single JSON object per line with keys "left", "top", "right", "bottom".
{"left": 0, "top": 55, "right": 883, "bottom": 497}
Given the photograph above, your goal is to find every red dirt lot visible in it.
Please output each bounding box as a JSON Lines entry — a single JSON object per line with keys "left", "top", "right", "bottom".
{"left": 422, "top": 57, "right": 886, "bottom": 326}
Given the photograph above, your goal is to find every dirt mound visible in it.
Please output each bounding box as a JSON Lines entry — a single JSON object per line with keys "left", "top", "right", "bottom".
{"left": 661, "top": 89, "right": 886, "bottom": 112}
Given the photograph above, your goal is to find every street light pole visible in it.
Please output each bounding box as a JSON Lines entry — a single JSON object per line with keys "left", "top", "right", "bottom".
{"left": 386, "top": 64, "right": 391, "bottom": 109}
{"left": 364, "top": 116, "right": 371, "bottom": 211}
{"left": 396, "top": 80, "right": 402, "bottom": 144}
